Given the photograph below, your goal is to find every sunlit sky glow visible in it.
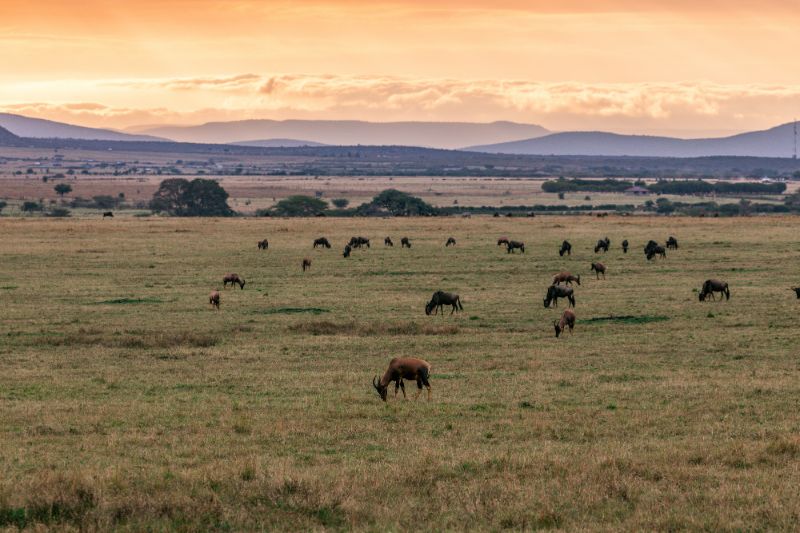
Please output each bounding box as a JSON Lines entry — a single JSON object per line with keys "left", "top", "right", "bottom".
{"left": 2, "top": 0, "right": 799, "bottom": 136}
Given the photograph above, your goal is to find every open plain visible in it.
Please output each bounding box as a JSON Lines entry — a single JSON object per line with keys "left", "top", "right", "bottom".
{"left": 1, "top": 215, "right": 800, "bottom": 530}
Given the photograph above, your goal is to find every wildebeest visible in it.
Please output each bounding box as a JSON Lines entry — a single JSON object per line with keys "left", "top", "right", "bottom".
{"left": 257, "top": 239, "right": 269, "bottom": 250}
{"left": 644, "top": 240, "right": 659, "bottom": 255}
{"left": 102, "top": 211, "right": 113, "bottom": 218}
{"left": 401, "top": 237, "right": 411, "bottom": 248}
{"left": 209, "top": 290, "right": 220, "bottom": 310}
{"left": 559, "top": 240, "right": 572, "bottom": 256}
{"left": 791, "top": 287, "right": 800, "bottom": 299}
{"left": 497, "top": 237, "right": 509, "bottom": 246}
{"left": 373, "top": 357, "right": 432, "bottom": 402}
{"left": 349, "top": 236, "right": 370, "bottom": 248}
{"left": 622, "top": 239, "right": 629, "bottom": 253}
{"left": 506, "top": 240, "right": 525, "bottom": 253}
{"left": 699, "top": 279, "right": 730, "bottom": 301}
{"left": 666, "top": 236, "right": 679, "bottom": 249}
{"left": 552, "top": 271, "right": 580, "bottom": 286}
{"left": 223, "top": 273, "right": 245, "bottom": 289}
{"left": 446, "top": 237, "right": 456, "bottom": 247}
{"left": 302, "top": 258, "right": 311, "bottom": 272}
{"left": 425, "top": 291, "right": 463, "bottom": 315}
{"left": 594, "top": 237, "right": 610, "bottom": 253}
{"left": 384, "top": 237, "right": 394, "bottom": 246}
{"left": 554, "top": 309, "right": 576, "bottom": 338}
{"left": 343, "top": 245, "right": 351, "bottom": 258}
{"left": 646, "top": 245, "right": 666, "bottom": 260}
{"left": 590, "top": 262, "right": 606, "bottom": 279}
{"left": 544, "top": 285, "right": 575, "bottom": 308}
{"left": 313, "top": 237, "right": 331, "bottom": 248}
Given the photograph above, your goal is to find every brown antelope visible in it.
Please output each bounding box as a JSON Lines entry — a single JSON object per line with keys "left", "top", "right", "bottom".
{"left": 554, "top": 309, "right": 575, "bottom": 337}
{"left": 223, "top": 273, "right": 245, "bottom": 289}
{"left": 553, "top": 272, "right": 580, "bottom": 286}
{"left": 699, "top": 279, "right": 729, "bottom": 301}
{"left": 209, "top": 290, "right": 220, "bottom": 310}
{"left": 302, "top": 258, "right": 311, "bottom": 272}
{"left": 373, "top": 357, "right": 432, "bottom": 401}
{"left": 497, "top": 237, "right": 510, "bottom": 246}
{"left": 590, "top": 262, "right": 606, "bottom": 279}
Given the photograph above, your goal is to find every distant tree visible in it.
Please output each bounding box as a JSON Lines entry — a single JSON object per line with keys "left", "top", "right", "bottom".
{"left": 92, "top": 195, "right": 118, "bottom": 209}
{"left": 150, "top": 178, "right": 233, "bottom": 216}
{"left": 54, "top": 183, "right": 72, "bottom": 197}
{"left": 0, "top": 200, "right": 7, "bottom": 214}
{"left": 21, "top": 201, "right": 42, "bottom": 212}
{"left": 331, "top": 198, "right": 349, "bottom": 209}
{"left": 356, "top": 189, "right": 436, "bottom": 216}
{"left": 271, "top": 195, "right": 328, "bottom": 216}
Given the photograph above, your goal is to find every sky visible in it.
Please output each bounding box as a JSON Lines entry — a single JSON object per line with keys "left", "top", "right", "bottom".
{"left": 1, "top": 0, "right": 799, "bottom": 136}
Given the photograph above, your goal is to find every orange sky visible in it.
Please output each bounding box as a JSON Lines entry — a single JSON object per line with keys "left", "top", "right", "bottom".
{"left": 1, "top": 0, "right": 799, "bottom": 135}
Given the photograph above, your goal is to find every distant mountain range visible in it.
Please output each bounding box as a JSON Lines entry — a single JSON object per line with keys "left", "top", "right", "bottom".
{"left": 128, "top": 119, "right": 550, "bottom": 149}
{"left": 467, "top": 123, "right": 799, "bottom": 158}
{"left": 0, "top": 113, "right": 164, "bottom": 142}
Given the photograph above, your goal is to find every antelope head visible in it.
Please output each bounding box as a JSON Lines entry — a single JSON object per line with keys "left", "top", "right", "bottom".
{"left": 373, "top": 376, "right": 388, "bottom": 401}
{"left": 553, "top": 319, "right": 562, "bottom": 337}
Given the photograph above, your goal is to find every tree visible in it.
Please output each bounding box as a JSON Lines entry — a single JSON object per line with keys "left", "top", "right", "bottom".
{"left": 0, "top": 200, "right": 7, "bottom": 214}
{"left": 331, "top": 198, "right": 349, "bottom": 209}
{"left": 356, "top": 189, "right": 436, "bottom": 216}
{"left": 54, "top": 183, "right": 72, "bottom": 197}
{"left": 270, "top": 195, "right": 328, "bottom": 216}
{"left": 21, "top": 201, "right": 42, "bottom": 212}
{"left": 150, "top": 178, "right": 233, "bottom": 216}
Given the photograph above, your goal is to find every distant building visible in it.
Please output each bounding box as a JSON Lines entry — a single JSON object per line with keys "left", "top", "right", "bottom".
{"left": 625, "top": 186, "right": 650, "bottom": 196}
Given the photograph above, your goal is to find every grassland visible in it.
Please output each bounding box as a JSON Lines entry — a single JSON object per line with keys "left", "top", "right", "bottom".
{"left": 1, "top": 215, "right": 800, "bottom": 531}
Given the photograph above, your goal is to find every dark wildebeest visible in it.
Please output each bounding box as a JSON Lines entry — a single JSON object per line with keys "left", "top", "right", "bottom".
{"left": 223, "top": 273, "right": 245, "bottom": 289}
{"left": 209, "top": 290, "right": 220, "bottom": 310}
{"left": 594, "top": 237, "right": 610, "bottom": 253}
{"left": 552, "top": 271, "right": 580, "bottom": 286}
{"left": 559, "top": 240, "right": 572, "bottom": 256}
{"left": 384, "top": 237, "right": 394, "bottom": 247}
{"left": 425, "top": 291, "right": 463, "bottom": 316}
{"left": 666, "top": 236, "right": 679, "bottom": 250}
{"left": 644, "top": 240, "right": 659, "bottom": 255}
{"left": 497, "top": 237, "right": 510, "bottom": 246}
{"left": 343, "top": 245, "right": 352, "bottom": 258}
{"left": 646, "top": 245, "right": 666, "bottom": 260}
{"left": 446, "top": 237, "right": 456, "bottom": 247}
{"left": 591, "top": 262, "right": 606, "bottom": 279}
{"left": 699, "top": 279, "right": 730, "bottom": 301}
{"left": 791, "top": 287, "right": 800, "bottom": 299}
{"left": 302, "top": 258, "right": 311, "bottom": 272}
{"left": 544, "top": 285, "right": 575, "bottom": 308}
{"left": 506, "top": 240, "right": 525, "bottom": 254}
{"left": 373, "top": 357, "right": 432, "bottom": 402}
{"left": 622, "top": 239, "right": 629, "bottom": 253}
{"left": 313, "top": 237, "right": 331, "bottom": 248}
{"left": 257, "top": 239, "right": 269, "bottom": 250}
{"left": 349, "top": 236, "right": 370, "bottom": 249}
{"left": 554, "top": 309, "right": 576, "bottom": 338}
{"left": 102, "top": 211, "right": 113, "bottom": 218}
{"left": 401, "top": 237, "right": 412, "bottom": 248}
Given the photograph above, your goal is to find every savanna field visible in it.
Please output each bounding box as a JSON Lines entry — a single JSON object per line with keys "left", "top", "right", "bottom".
{"left": 2, "top": 214, "right": 800, "bottom": 531}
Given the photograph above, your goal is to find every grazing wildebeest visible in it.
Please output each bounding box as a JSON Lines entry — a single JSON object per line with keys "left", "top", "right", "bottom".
{"left": 544, "top": 285, "right": 575, "bottom": 307}
{"left": 257, "top": 239, "right": 269, "bottom": 250}
{"left": 497, "top": 237, "right": 510, "bottom": 246}
{"left": 349, "top": 236, "right": 370, "bottom": 249}
{"left": 622, "top": 239, "right": 629, "bottom": 253}
{"left": 506, "top": 240, "right": 525, "bottom": 253}
{"left": 401, "top": 237, "right": 411, "bottom": 248}
{"left": 343, "top": 245, "right": 351, "bottom": 258}
{"left": 223, "top": 273, "right": 245, "bottom": 289}
{"left": 209, "top": 290, "right": 220, "bottom": 310}
{"left": 425, "top": 291, "right": 463, "bottom": 316}
{"left": 544, "top": 285, "right": 575, "bottom": 308}
{"left": 559, "top": 240, "right": 572, "bottom": 256}
{"left": 384, "top": 237, "right": 394, "bottom": 247}
{"left": 446, "top": 237, "right": 456, "bottom": 247}
{"left": 594, "top": 237, "right": 610, "bottom": 253}
{"left": 302, "top": 258, "right": 311, "bottom": 272}
{"left": 552, "top": 271, "right": 580, "bottom": 286}
{"left": 102, "top": 211, "right": 113, "bottom": 218}
{"left": 666, "top": 236, "right": 679, "bottom": 250}
{"left": 313, "top": 237, "right": 331, "bottom": 248}
{"left": 646, "top": 245, "right": 666, "bottom": 260}
{"left": 554, "top": 309, "right": 576, "bottom": 338}
{"left": 644, "top": 240, "right": 659, "bottom": 255}
{"left": 791, "top": 287, "right": 800, "bottom": 299}
{"left": 699, "top": 279, "right": 730, "bottom": 301}
{"left": 590, "top": 262, "right": 607, "bottom": 279}
{"left": 373, "top": 357, "right": 432, "bottom": 402}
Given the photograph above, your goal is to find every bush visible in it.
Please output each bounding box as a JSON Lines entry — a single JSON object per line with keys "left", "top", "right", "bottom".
{"left": 46, "top": 207, "right": 71, "bottom": 217}
{"left": 331, "top": 198, "right": 349, "bottom": 209}
{"left": 355, "top": 189, "right": 437, "bottom": 216}
{"left": 21, "top": 201, "right": 42, "bottom": 212}
{"left": 269, "top": 195, "right": 328, "bottom": 216}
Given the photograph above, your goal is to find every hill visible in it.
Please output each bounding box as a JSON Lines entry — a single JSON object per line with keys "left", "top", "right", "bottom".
{"left": 467, "top": 122, "right": 799, "bottom": 158}
{"left": 232, "top": 138, "right": 327, "bottom": 148}
{"left": 0, "top": 113, "right": 164, "bottom": 142}
{"left": 131, "top": 119, "right": 550, "bottom": 149}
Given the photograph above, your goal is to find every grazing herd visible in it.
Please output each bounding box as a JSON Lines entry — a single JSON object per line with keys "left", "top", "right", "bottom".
{"left": 203, "top": 229, "right": 792, "bottom": 403}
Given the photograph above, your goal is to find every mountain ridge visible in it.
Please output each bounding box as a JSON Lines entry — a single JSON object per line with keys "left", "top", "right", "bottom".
{"left": 0, "top": 113, "right": 165, "bottom": 142}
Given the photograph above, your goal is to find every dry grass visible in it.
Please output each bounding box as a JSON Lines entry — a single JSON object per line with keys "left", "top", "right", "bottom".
{"left": 1, "top": 214, "right": 800, "bottom": 531}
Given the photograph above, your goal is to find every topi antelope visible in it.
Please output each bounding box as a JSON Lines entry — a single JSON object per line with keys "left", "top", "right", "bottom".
{"left": 497, "top": 237, "right": 510, "bottom": 246}
{"left": 699, "top": 279, "right": 730, "bottom": 301}
{"left": 302, "top": 258, "right": 311, "bottom": 272}
{"left": 373, "top": 357, "right": 432, "bottom": 402}
{"left": 554, "top": 309, "right": 576, "bottom": 337}
{"left": 552, "top": 271, "right": 580, "bottom": 286}
{"left": 223, "top": 273, "right": 245, "bottom": 289}
{"left": 425, "top": 291, "right": 463, "bottom": 315}
{"left": 590, "top": 262, "right": 606, "bottom": 279}
{"left": 209, "top": 290, "right": 220, "bottom": 310}
{"left": 544, "top": 284, "right": 575, "bottom": 308}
